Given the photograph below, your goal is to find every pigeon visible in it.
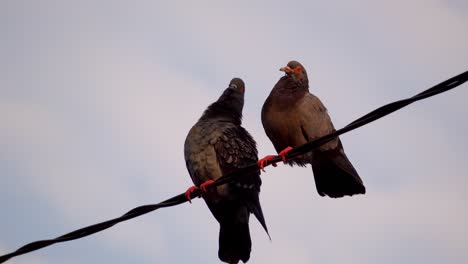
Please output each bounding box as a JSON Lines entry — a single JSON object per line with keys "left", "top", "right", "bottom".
{"left": 259, "top": 60, "right": 365, "bottom": 198}
{"left": 184, "top": 78, "right": 269, "bottom": 263}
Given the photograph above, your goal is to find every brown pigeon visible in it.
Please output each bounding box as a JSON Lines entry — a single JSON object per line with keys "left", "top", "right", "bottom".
{"left": 184, "top": 78, "right": 269, "bottom": 264}
{"left": 259, "top": 60, "right": 365, "bottom": 198}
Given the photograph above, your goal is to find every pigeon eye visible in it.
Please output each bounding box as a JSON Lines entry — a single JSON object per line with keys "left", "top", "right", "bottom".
{"left": 294, "top": 67, "right": 303, "bottom": 73}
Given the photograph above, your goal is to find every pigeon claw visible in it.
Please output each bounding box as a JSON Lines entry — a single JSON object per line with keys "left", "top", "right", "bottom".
{"left": 185, "top": 186, "right": 199, "bottom": 203}
{"left": 200, "top": 180, "right": 215, "bottom": 193}
{"left": 257, "top": 155, "right": 278, "bottom": 172}
{"left": 278, "top": 146, "right": 294, "bottom": 163}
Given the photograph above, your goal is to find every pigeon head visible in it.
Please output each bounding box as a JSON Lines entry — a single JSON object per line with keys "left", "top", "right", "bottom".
{"left": 201, "top": 78, "right": 245, "bottom": 124}
{"left": 228, "top": 77, "right": 245, "bottom": 94}
{"left": 280, "top": 60, "right": 309, "bottom": 86}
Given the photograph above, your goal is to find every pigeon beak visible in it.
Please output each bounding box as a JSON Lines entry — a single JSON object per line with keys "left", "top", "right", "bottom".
{"left": 280, "top": 66, "right": 293, "bottom": 74}
{"left": 229, "top": 84, "right": 238, "bottom": 89}
{"left": 229, "top": 83, "right": 245, "bottom": 93}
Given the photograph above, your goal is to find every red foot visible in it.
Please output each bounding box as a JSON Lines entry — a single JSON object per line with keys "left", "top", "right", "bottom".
{"left": 200, "top": 180, "right": 215, "bottom": 192}
{"left": 185, "top": 186, "right": 199, "bottom": 203}
{"left": 278, "top": 146, "right": 294, "bottom": 163}
{"left": 185, "top": 180, "right": 216, "bottom": 203}
{"left": 257, "top": 155, "right": 278, "bottom": 172}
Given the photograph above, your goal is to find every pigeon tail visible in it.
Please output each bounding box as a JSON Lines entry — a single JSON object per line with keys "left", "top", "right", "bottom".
{"left": 311, "top": 148, "right": 365, "bottom": 198}
{"left": 218, "top": 221, "right": 251, "bottom": 264}
{"left": 244, "top": 194, "right": 270, "bottom": 240}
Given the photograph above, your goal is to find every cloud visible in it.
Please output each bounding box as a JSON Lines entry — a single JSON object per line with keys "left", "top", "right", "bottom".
{"left": 1, "top": 0, "right": 467, "bottom": 263}
{"left": 0, "top": 44, "right": 215, "bottom": 262}
{"left": 0, "top": 243, "right": 58, "bottom": 264}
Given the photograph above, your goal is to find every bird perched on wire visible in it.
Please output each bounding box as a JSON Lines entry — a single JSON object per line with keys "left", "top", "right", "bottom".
{"left": 184, "top": 78, "right": 269, "bottom": 264}
{"left": 259, "top": 60, "right": 365, "bottom": 198}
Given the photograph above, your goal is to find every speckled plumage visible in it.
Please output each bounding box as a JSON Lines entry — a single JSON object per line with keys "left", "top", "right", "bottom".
{"left": 185, "top": 78, "right": 268, "bottom": 264}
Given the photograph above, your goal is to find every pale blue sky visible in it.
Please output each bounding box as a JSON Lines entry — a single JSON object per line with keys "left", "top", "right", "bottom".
{"left": 1, "top": 1, "right": 468, "bottom": 263}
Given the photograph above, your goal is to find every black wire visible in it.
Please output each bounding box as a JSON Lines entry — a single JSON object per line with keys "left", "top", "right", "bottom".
{"left": 1, "top": 70, "right": 467, "bottom": 263}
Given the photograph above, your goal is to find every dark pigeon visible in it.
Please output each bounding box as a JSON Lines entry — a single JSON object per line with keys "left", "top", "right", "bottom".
{"left": 260, "top": 60, "right": 365, "bottom": 198}
{"left": 184, "top": 78, "right": 269, "bottom": 264}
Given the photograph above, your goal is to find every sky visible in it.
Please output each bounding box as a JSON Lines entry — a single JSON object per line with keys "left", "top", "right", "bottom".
{"left": 1, "top": 0, "right": 468, "bottom": 263}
